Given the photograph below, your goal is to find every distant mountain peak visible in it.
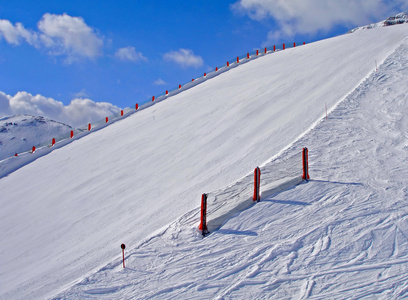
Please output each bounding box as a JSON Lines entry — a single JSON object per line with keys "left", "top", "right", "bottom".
{"left": 349, "top": 11, "right": 408, "bottom": 33}
{"left": 0, "top": 115, "right": 73, "bottom": 160}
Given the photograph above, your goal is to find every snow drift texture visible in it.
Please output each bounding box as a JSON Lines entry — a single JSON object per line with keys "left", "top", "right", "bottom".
{"left": 1, "top": 22, "right": 408, "bottom": 299}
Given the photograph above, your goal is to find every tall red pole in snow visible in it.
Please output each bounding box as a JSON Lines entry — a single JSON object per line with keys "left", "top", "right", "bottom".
{"left": 302, "top": 148, "right": 310, "bottom": 180}
{"left": 253, "top": 167, "right": 261, "bottom": 202}
{"left": 199, "top": 193, "right": 209, "bottom": 236}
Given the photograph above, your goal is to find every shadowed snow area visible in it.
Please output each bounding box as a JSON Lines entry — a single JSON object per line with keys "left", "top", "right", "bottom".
{"left": 1, "top": 24, "right": 408, "bottom": 299}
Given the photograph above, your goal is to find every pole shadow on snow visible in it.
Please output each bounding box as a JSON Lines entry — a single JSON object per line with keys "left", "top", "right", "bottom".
{"left": 217, "top": 229, "right": 258, "bottom": 236}
{"left": 262, "top": 199, "right": 311, "bottom": 206}
{"left": 310, "top": 179, "right": 363, "bottom": 186}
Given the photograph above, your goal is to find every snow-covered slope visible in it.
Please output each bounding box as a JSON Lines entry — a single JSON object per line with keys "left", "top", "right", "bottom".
{"left": 1, "top": 23, "right": 408, "bottom": 300}
{"left": 0, "top": 115, "right": 73, "bottom": 161}
{"left": 56, "top": 35, "right": 408, "bottom": 300}
{"left": 349, "top": 11, "right": 408, "bottom": 32}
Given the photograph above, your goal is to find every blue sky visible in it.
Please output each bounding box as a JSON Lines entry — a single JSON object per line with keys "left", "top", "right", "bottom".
{"left": 0, "top": 0, "right": 407, "bottom": 126}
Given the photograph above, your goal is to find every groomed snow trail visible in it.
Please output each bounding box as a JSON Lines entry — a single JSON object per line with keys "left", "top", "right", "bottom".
{"left": 57, "top": 39, "right": 408, "bottom": 299}
{"left": 1, "top": 24, "right": 408, "bottom": 300}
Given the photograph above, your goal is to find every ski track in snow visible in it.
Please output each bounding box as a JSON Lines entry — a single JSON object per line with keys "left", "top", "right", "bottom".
{"left": 54, "top": 37, "right": 408, "bottom": 299}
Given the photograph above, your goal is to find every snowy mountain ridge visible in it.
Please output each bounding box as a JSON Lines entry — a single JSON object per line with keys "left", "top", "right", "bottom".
{"left": 349, "top": 11, "right": 408, "bottom": 33}
{"left": 0, "top": 115, "right": 73, "bottom": 161}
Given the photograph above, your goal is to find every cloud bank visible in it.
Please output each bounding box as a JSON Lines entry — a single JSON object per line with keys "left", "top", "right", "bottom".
{"left": 0, "top": 91, "right": 121, "bottom": 128}
{"left": 163, "top": 49, "right": 204, "bottom": 68}
{"left": 231, "top": 0, "right": 408, "bottom": 42}
{"left": 0, "top": 13, "right": 146, "bottom": 63}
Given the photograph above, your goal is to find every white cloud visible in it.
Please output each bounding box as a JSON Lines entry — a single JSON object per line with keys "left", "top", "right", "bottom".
{"left": 231, "top": 0, "right": 408, "bottom": 40}
{"left": 154, "top": 78, "right": 167, "bottom": 85}
{"left": 0, "top": 91, "right": 121, "bottom": 128}
{"left": 0, "top": 92, "right": 11, "bottom": 115}
{"left": 37, "top": 13, "right": 104, "bottom": 62}
{"left": 63, "top": 98, "right": 120, "bottom": 127}
{"left": 0, "top": 13, "right": 104, "bottom": 63}
{"left": 115, "top": 46, "right": 147, "bottom": 62}
{"left": 0, "top": 20, "right": 39, "bottom": 46}
{"left": 72, "top": 88, "right": 90, "bottom": 98}
{"left": 163, "top": 49, "right": 204, "bottom": 68}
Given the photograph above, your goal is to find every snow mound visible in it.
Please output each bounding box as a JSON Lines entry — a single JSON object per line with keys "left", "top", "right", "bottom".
{"left": 349, "top": 11, "right": 408, "bottom": 33}
{"left": 0, "top": 115, "right": 73, "bottom": 161}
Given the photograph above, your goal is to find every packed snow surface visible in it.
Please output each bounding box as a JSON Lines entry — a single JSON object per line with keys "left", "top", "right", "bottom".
{"left": 58, "top": 36, "right": 408, "bottom": 300}
{"left": 1, "top": 24, "right": 408, "bottom": 299}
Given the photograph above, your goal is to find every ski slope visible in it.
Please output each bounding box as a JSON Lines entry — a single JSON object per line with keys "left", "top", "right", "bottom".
{"left": 1, "top": 24, "right": 408, "bottom": 299}
{"left": 57, "top": 38, "right": 408, "bottom": 299}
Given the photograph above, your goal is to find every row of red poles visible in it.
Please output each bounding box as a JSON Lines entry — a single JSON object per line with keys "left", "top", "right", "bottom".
{"left": 23, "top": 104, "right": 142, "bottom": 156}
{"left": 199, "top": 147, "right": 310, "bottom": 237}
{"left": 152, "top": 42, "right": 306, "bottom": 102}
{"left": 24, "top": 42, "right": 306, "bottom": 156}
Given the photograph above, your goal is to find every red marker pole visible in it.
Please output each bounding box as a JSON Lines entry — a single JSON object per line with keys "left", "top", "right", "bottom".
{"left": 302, "top": 148, "right": 310, "bottom": 180}
{"left": 199, "top": 193, "right": 209, "bottom": 236}
{"left": 253, "top": 167, "right": 261, "bottom": 202}
{"left": 121, "top": 244, "right": 126, "bottom": 268}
